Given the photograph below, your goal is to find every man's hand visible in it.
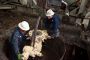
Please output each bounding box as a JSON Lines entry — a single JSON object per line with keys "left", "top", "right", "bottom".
{"left": 17, "top": 53, "right": 22, "bottom": 60}
{"left": 47, "top": 36, "right": 52, "bottom": 39}
{"left": 25, "top": 35, "right": 31, "bottom": 40}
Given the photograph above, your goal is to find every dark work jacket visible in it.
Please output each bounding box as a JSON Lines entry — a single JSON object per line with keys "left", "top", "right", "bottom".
{"left": 9, "top": 27, "right": 27, "bottom": 60}
{"left": 45, "top": 14, "right": 60, "bottom": 35}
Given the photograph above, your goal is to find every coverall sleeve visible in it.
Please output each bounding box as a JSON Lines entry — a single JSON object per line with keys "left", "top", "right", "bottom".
{"left": 53, "top": 17, "right": 60, "bottom": 34}
{"left": 12, "top": 33, "right": 20, "bottom": 54}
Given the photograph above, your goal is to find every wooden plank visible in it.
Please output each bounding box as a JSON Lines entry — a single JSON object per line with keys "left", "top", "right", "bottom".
{"left": 0, "top": 5, "right": 14, "bottom": 9}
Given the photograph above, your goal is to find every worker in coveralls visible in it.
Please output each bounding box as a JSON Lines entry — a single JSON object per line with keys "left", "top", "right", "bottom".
{"left": 44, "top": 9, "right": 60, "bottom": 38}
{"left": 44, "top": 9, "right": 62, "bottom": 58}
{"left": 9, "top": 21, "right": 30, "bottom": 60}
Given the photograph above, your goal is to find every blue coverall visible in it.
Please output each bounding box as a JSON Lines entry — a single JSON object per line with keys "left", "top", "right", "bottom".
{"left": 45, "top": 14, "right": 60, "bottom": 37}
{"left": 9, "top": 27, "right": 27, "bottom": 60}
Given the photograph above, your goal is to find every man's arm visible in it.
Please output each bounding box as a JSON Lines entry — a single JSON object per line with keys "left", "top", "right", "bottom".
{"left": 53, "top": 16, "right": 60, "bottom": 34}
{"left": 12, "top": 33, "right": 20, "bottom": 55}
{"left": 12, "top": 33, "right": 22, "bottom": 60}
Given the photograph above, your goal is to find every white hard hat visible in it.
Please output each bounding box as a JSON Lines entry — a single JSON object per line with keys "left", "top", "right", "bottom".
{"left": 46, "top": 9, "right": 55, "bottom": 16}
{"left": 18, "top": 21, "right": 30, "bottom": 31}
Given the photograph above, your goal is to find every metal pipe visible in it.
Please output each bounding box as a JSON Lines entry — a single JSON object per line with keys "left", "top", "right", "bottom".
{"left": 31, "top": 16, "right": 41, "bottom": 46}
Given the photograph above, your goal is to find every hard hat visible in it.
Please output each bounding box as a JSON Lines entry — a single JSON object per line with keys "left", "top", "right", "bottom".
{"left": 18, "top": 21, "right": 30, "bottom": 31}
{"left": 46, "top": 9, "right": 55, "bottom": 16}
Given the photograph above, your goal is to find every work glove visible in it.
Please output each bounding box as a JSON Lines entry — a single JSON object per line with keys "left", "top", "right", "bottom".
{"left": 51, "top": 34, "right": 55, "bottom": 39}
{"left": 17, "top": 53, "right": 22, "bottom": 60}
{"left": 25, "top": 35, "right": 31, "bottom": 40}
{"left": 47, "top": 36, "right": 51, "bottom": 39}
{"left": 50, "top": 33, "right": 59, "bottom": 38}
